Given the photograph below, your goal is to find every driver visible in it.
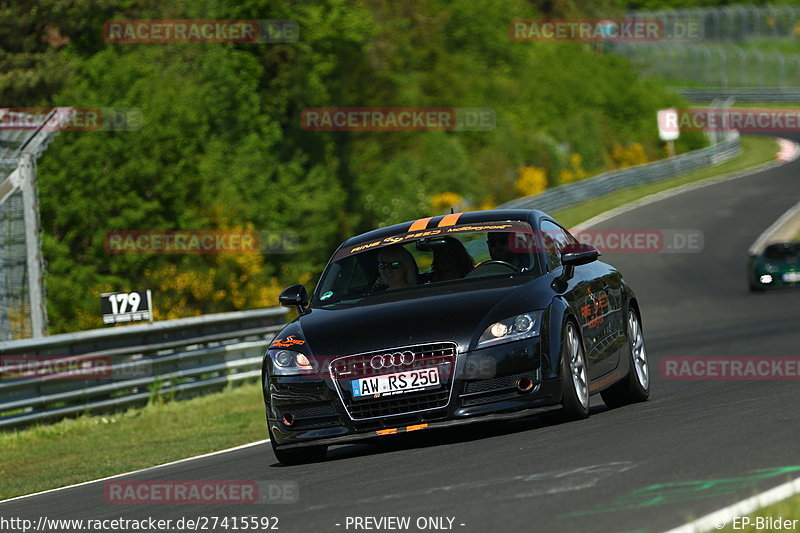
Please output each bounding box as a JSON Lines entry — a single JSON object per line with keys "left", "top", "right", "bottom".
{"left": 487, "top": 232, "right": 531, "bottom": 270}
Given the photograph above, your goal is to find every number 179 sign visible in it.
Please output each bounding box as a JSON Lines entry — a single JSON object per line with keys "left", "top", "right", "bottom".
{"left": 101, "top": 290, "right": 153, "bottom": 325}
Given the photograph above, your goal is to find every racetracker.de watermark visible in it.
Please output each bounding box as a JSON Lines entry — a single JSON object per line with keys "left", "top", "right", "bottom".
{"left": 0, "top": 108, "right": 142, "bottom": 131}
{"left": 660, "top": 108, "right": 800, "bottom": 133}
{"left": 104, "top": 230, "right": 298, "bottom": 254}
{"left": 104, "top": 19, "right": 299, "bottom": 43}
{"left": 506, "top": 229, "right": 704, "bottom": 254}
{"left": 300, "top": 108, "right": 495, "bottom": 131}
{"left": 0, "top": 355, "right": 152, "bottom": 381}
{"left": 104, "top": 480, "right": 298, "bottom": 504}
{"left": 661, "top": 357, "right": 800, "bottom": 380}
{"left": 509, "top": 18, "right": 700, "bottom": 42}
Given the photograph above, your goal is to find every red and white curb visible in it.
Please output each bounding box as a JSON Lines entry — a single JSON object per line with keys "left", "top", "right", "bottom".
{"left": 776, "top": 138, "right": 800, "bottom": 162}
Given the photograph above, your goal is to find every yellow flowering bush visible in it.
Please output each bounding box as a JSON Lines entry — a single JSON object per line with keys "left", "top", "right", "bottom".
{"left": 430, "top": 192, "right": 464, "bottom": 212}
{"left": 514, "top": 166, "right": 548, "bottom": 197}
{"left": 610, "top": 142, "right": 648, "bottom": 169}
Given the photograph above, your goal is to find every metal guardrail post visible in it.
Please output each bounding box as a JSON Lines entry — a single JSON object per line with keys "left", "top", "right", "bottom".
{"left": 19, "top": 153, "right": 46, "bottom": 337}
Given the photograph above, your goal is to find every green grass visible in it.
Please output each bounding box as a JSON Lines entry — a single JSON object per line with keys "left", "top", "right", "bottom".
{"left": 0, "top": 381, "right": 267, "bottom": 500}
{"left": 719, "top": 495, "right": 800, "bottom": 532}
{"left": 738, "top": 38, "right": 800, "bottom": 57}
{"left": 0, "top": 133, "right": 783, "bottom": 502}
{"left": 553, "top": 135, "right": 779, "bottom": 228}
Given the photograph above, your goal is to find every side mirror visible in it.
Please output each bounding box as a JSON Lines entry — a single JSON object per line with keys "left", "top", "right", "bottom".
{"left": 279, "top": 285, "right": 310, "bottom": 315}
{"left": 562, "top": 243, "right": 601, "bottom": 267}
{"left": 551, "top": 244, "right": 600, "bottom": 293}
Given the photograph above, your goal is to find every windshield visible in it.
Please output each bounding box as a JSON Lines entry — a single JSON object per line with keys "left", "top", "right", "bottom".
{"left": 313, "top": 222, "right": 542, "bottom": 306}
{"left": 764, "top": 243, "right": 800, "bottom": 262}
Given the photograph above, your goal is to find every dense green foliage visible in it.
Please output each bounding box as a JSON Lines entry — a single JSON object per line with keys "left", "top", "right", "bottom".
{"left": 1, "top": 0, "right": 705, "bottom": 333}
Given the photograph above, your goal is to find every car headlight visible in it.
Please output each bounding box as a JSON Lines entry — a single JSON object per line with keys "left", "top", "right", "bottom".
{"left": 477, "top": 312, "right": 543, "bottom": 348}
{"left": 268, "top": 349, "right": 315, "bottom": 376}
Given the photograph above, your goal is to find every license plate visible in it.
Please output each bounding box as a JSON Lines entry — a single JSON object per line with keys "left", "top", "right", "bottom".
{"left": 782, "top": 272, "right": 800, "bottom": 282}
{"left": 351, "top": 368, "right": 440, "bottom": 399}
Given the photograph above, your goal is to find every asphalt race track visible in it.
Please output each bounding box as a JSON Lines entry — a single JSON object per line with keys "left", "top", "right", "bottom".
{"left": 3, "top": 136, "right": 800, "bottom": 533}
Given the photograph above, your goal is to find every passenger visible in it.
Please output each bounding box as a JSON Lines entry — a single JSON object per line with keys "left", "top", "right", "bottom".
{"left": 375, "top": 245, "right": 418, "bottom": 290}
{"left": 431, "top": 237, "right": 474, "bottom": 281}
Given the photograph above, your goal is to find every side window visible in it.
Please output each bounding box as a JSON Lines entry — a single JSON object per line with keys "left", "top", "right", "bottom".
{"left": 540, "top": 220, "right": 574, "bottom": 270}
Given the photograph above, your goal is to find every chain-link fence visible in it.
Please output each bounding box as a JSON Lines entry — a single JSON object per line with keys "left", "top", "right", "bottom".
{"left": 1, "top": 115, "right": 37, "bottom": 340}
{"left": 0, "top": 109, "right": 69, "bottom": 341}
{"left": 613, "top": 42, "right": 800, "bottom": 88}
{"left": 627, "top": 5, "right": 800, "bottom": 42}
{"left": 610, "top": 5, "right": 800, "bottom": 88}
{"left": 0, "top": 190, "right": 30, "bottom": 339}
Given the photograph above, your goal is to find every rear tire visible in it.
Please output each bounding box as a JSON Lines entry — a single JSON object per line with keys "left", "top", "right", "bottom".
{"left": 268, "top": 425, "right": 327, "bottom": 466}
{"left": 601, "top": 308, "right": 650, "bottom": 408}
{"left": 559, "top": 321, "right": 589, "bottom": 421}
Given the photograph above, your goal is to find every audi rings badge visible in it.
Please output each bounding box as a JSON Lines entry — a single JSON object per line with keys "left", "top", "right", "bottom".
{"left": 370, "top": 351, "right": 415, "bottom": 370}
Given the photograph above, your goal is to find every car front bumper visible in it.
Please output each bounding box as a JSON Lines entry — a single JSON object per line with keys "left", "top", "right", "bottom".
{"left": 264, "top": 338, "right": 563, "bottom": 449}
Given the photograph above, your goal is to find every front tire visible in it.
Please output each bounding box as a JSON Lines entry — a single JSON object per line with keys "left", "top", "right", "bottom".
{"left": 268, "top": 425, "right": 327, "bottom": 466}
{"left": 601, "top": 308, "right": 650, "bottom": 408}
{"left": 559, "top": 320, "right": 589, "bottom": 421}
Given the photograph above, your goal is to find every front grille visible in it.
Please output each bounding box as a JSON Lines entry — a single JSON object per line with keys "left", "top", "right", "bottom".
{"left": 278, "top": 402, "right": 341, "bottom": 429}
{"left": 349, "top": 389, "right": 450, "bottom": 418}
{"left": 464, "top": 370, "right": 541, "bottom": 394}
{"left": 292, "top": 417, "right": 341, "bottom": 429}
{"left": 461, "top": 370, "right": 541, "bottom": 406}
{"left": 462, "top": 390, "right": 520, "bottom": 406}
{"left": 331, "top": 342, "right": 456, "bottom": 420}
{"left": 288, "top": 402, "right": 337, "bottom": 418}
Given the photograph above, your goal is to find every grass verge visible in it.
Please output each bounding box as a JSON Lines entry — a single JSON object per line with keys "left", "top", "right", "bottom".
{"left": 719, "top": 492, "right": 800, "bottom": 532}
{"left": 0, "top": 134, "right": 784, "bottom": 501}
{"left": 0, "top": 381, "right": 266, "bottom": 500}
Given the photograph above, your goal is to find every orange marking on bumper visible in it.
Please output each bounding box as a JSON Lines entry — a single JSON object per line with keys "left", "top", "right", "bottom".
{"left": 406, "top": 424, "right": 428, "bottom": 432}
{"left": 437, "top": 212, "right": 463, "bottom": 227}
{"left": 376, "top": 428, "right": 398, "bottom": 436}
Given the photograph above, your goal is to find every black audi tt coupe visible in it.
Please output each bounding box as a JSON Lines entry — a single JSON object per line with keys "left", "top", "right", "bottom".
{"left": 262, "top": 209, "right": 650, "bottom": 464}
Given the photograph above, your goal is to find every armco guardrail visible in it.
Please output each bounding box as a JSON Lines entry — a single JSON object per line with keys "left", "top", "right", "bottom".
{"left": 0, "top": 307, "right": 287, "bottom": 429}
{"left": 680, "top": 88, "right": 800, "bottom": 102}
{"left": 500, "top": 137, "right": 740, "bottom": 212}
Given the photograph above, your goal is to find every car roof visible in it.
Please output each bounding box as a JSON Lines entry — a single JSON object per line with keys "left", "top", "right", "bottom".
{"left": 340, "top": 209, "right": 548, "bottom": 249}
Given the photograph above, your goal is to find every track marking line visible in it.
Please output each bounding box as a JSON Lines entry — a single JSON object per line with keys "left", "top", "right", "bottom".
{"left": 662, "top": 474, "right": 800, "bottom": 533}
{"left": 0, "top": 439, "right": 269, "bottom": 505}
{"left": 573, "top": 138, "right": 800, "bottom": 231}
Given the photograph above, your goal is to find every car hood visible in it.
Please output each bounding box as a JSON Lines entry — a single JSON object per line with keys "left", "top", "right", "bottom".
{"left": 278, "top": 277, "right": 550, "bottom": 357}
